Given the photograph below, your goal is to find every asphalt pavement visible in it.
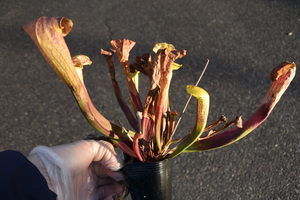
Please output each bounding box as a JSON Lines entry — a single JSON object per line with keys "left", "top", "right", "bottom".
{"left": 0, "top": 0, "right": 299, "bottom": 199}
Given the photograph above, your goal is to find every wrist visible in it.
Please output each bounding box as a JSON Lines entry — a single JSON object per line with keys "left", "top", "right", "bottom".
{"left": 27, "top": 153, "right": 56, "bottom": 194}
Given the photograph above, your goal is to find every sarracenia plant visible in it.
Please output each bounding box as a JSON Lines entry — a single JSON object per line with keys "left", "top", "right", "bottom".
{"left": 22, "top": 17, "right": 296, "bottom": 162}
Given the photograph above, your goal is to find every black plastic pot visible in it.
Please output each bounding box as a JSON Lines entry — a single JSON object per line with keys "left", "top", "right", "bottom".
{"left": 122, "top": 159, "right": 172, "bottom": 200}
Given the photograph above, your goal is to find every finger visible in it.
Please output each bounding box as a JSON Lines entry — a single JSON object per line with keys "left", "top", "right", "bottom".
{"left": 94, "top": 181, "right": 125, "bottom": 200}
{"left": 91, "top": 163, "right": 125, "bottom": 181}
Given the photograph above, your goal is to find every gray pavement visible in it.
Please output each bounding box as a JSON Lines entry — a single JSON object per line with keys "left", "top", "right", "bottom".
{"left": 0, "top": 0, "right": 299, "bottom": 199}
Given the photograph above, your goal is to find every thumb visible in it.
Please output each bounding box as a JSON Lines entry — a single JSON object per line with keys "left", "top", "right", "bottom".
{"left": 91, "top": 140, "right": 124, "bottom": 171}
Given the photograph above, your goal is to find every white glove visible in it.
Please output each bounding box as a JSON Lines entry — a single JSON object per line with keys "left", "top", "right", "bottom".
{"left": 28, "top": 140, "right": 125, "bottom": 200}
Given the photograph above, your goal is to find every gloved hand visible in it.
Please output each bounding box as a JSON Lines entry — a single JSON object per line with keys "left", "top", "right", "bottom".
{"left": 28, "top": 140, "right": 125, "bottom": 200}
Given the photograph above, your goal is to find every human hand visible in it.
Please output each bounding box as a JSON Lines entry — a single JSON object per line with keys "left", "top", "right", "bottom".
{"left": 28, "top": 140, "right": 125, "bottom": 200}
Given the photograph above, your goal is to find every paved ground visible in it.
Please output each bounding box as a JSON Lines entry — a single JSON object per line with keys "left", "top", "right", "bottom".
{"left": 0, "top": 0, "right": 299, "bottom": 199}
